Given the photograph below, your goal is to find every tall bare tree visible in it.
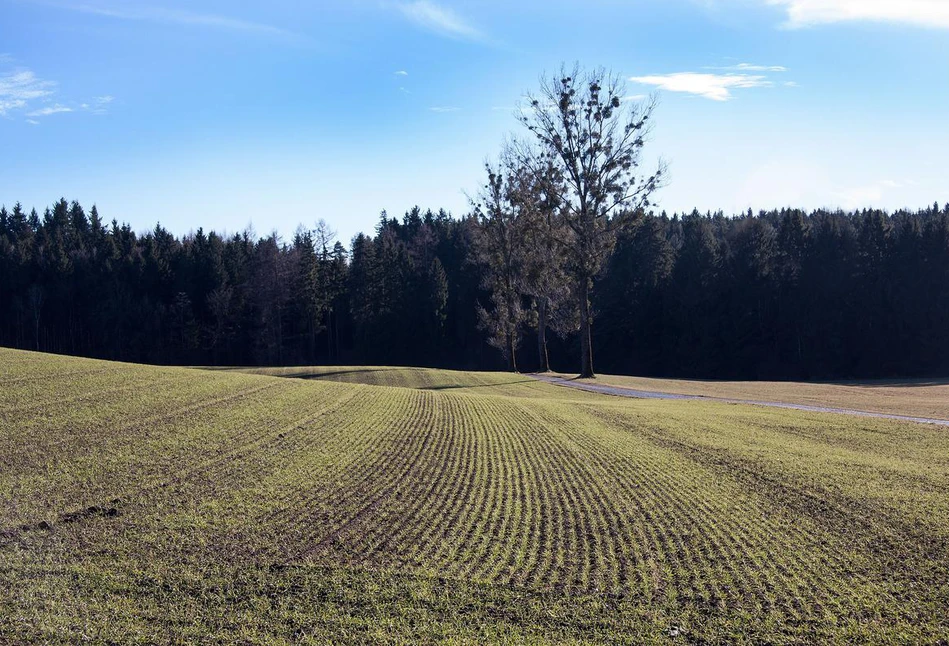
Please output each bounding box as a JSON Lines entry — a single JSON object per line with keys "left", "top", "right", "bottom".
{"left": 471, "top": 162, "right": 526, "bottom": 372}
{"left": 507, "top": 154, "right": 572, "bottom": 372}
{"left": 516, "top": 65, "right": 664, "bottom": 377}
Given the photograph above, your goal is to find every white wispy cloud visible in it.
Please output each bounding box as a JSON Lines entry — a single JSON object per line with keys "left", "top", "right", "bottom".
{"left": 0, "top": 70, "right": 56, "bottom": 115}
{"left": 767, "top": 0, "right": 949, "bottom": 29}
{"left": 81, "top": 94, "right": 114, "bottom": 114}
{"left": 395, "top": 70, "right": 409, "bottom": 76}
{"left": 398, "top": 1, "right": 482, "bottom": 40}
{"left": 630, "top": 72, "right": 774, "bottom": 101}
{"left": 721, "top": 63, "right": 787, "bottom": 72}
{"left": 27, "top": 104, "right": 73, "bottom": 116}
{"left": 1, "top": 65, "right": 113, "bottom": 120}
{"left": 0, "top": 99, "right": 26, "bottom": 115}
{"left": 39, "top": 2, "right": 308, "bottom": 43}
{"left": 429, "top": 106, "right": 461, "bottom": 112}
{"left": 26, "top": 118, "right": 40, "bottom": 125}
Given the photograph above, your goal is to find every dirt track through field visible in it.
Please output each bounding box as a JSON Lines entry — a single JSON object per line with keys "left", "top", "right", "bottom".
{"left": 531, "top": 374, "right": 949, "bottom": 426}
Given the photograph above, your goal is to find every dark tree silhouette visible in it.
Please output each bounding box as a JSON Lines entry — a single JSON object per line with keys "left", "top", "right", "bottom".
{"left": 508, "top": 155, "right": 574, "bottom": 372}
{"left": 471, "top": 163, "right": 527, "bottom": 372}
{"left": 516, "top": 65, "right": 665, "bottom": 377}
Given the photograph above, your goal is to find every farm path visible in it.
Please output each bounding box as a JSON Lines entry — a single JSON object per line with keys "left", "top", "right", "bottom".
{"left": 530, "top": 373, "right": 949, "bottom": 426}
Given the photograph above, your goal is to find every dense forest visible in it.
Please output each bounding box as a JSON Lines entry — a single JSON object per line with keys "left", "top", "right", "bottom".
{"left": 3, "top": 197, "right": 949, "bottom": 379}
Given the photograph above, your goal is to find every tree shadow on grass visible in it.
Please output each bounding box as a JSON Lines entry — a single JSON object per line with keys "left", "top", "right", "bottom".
{"left": 291, "top": 368, "right": 398, "bottom": 380}
{"left": 425, "top": 379, "right": 536, "bottom": 391}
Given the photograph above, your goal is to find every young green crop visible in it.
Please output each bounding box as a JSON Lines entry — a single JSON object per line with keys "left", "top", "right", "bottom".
{"left": 2, "top": 348, "right": 947, "bottom": 643}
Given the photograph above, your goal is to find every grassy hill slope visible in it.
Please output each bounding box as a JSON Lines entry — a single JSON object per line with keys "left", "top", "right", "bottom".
{"left": 2, "top": 349, "right": 948, "bottom": 643}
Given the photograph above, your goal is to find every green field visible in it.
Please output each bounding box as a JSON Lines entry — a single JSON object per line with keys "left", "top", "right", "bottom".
{"left": 2, "top": 349, "right": 948, "bottom": 644}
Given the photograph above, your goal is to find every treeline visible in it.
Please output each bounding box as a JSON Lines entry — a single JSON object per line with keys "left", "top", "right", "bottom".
{"left": 0, "top": 200, "right": 482, "bottom": 368}
{"left": 3, "top": 198, "right": 949, "bottom": 379}
{"left": 596, "top": 203, "right": 949, "bottom": 379}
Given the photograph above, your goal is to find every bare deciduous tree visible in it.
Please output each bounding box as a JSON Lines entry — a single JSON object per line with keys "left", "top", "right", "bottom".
{"left": 507, "top": 154, "right": 573, "bottom": 372}
{"left": 471, "top": 162, "right": 526, "bottom": 372}
{"left": 516, "top": 65, "right": 665, "bottom": 378}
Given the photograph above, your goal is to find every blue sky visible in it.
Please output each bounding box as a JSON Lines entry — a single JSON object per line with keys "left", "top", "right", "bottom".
{"left": 2, "top": 0, "right": 947, "bottom": 243}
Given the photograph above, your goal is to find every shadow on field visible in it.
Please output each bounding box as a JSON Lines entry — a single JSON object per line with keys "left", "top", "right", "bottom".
{"left": 1, "top": 499, "right": 122, "bottom": 543}
{"left": 833, "top": 378, "right": 949, "bottom": 388}
{"left": 426, "top": 379, "right": 536, "bottom": 391}
{"left": 290, "top": 368, "right": 397, "bottom": 380}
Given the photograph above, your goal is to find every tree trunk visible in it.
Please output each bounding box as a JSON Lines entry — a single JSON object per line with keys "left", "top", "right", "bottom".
{"left": 29, "top": 285, "right": 43, "bottom": 352}
{"left": 579, "top": 278, "right": 595, "bottom": 378}
{"left": 537, "top": 297, "right": 550, "bottom": 372}
{"left": 508, "top": 331, "right": 519, "bottom": 373}
{"left": 334, "top": 312, "right": 341, "bottom": 363}
{"left": 326, "top": 310, "right": 332, "bottom": 362}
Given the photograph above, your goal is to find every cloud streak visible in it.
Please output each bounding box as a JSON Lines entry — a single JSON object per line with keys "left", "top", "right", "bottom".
{"left": 80, "top": 95, "right": 114, "bottom": 114}
{"left": 27, "top": 104, "right": 73, "bottom": 116}
{"left": 36, "top": 2, "right": 309, "bottom": 43}
{"left": 630, "top": 72, "right": 774, "bottom": 101}
{"left": 720, "top": 63, "right": 788, "bottom": 72}
{"left": 767, "top": 0, "right": 949, "bottom": 29}
{"left": 398, "top": 1, "right": 482, "bottom": 41}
